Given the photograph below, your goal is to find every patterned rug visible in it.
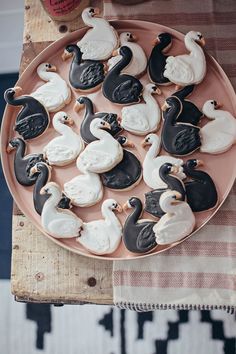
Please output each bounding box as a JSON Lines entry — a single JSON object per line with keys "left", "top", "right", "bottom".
{"left": 1, "top": 280, "right": 235, "bottom": 354}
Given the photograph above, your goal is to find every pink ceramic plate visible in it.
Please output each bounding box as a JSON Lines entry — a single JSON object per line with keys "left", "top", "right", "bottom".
{"left": 1, "top": 20, "right": 236, "bottom": 260}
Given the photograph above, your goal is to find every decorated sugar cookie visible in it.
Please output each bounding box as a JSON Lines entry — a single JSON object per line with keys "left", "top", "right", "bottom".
{"left": 7, "top": 138, "right": 46, "bottom": 186}
{"left": 30, "top": 162, "right": 71, "bottom": 215}
{"left": 62, "top": 44, "right": 105, "bottom": 92}
{"left": 145, "top": 163, "right": 186, "bottom": 218}
{"left": 64, "top": 161, "right": 103, "bottom": 208}
{"left": 153, "top": 190, "right": 195, "bottom": 245}
{"left": 161, "top": 96, "right": 201, "bottom": 156}
{"left": 40, "top": 182, "right": 83, "bottom": 239}
{"left": 123, "top": 197, "right": 157, "bottom": 253}
{"left": 142, "top": 134, "right": 186, "bottom": 190}
{"left": 4, "top": 87, "right": 49, "bottom": 140}
{"left": 200, "top": 100, "right": 236, "bottom": 154}
{"left": 102, "top": 46, "right": 143, "bottom": 105}
{"left": 77, "top": 118, "right": 123, "bottom": 173}
{"left": 108, "top": 32, "right": 147, "bottom": 77}
{"left": 148, "top": 32, "right": 172, "bottom": 85}
{"left": 164, "top": 31, "right": 206, "bottom": 87}
{"left": 76, "top": 199, "right": 122, "bottom": 255}
{"left": 74, "top": 96, "right": 122, "bottom": 144}
{"left": 43, "top": 112, "right": 84, "bottom": 166}
{"left": 30, "top": 63, "right": 71, "bottom": 112}
{"left": 101, "top": 136, "right": 142, "bottom": 191}
{"left": 77, "top": 7, "right": 118, "bottom": 61}
{"left": 183, "top": 159, "right": 218, "bottom": 212}
{"left": 163, "top": 85, "right": 203, "bottom": 126}
{"left": 121, "top": 83, "right": 161, "bottom": 135}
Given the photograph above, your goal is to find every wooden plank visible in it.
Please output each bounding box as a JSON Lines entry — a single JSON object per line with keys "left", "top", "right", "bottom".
{"left": 11, "top": 0, "right": 113, "bottom": 305}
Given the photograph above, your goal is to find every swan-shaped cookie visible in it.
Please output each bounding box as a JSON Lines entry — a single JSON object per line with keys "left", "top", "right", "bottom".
{"left": 163, "top": 85, "right": 203, "bottom": 126}
{"left": 148, "top": 32, "right": 172, "bottom": 85}
{"left": 77, "top": 199, "right": 122, "bottom": 255}
{"left": 200, "top": 100, "right": 236, "bottom": 154}
{"left": 101, "top": 136, "right": 142, "bottom": 191}
{"left": 102, "top": 46, "right": 143, "bottom": 105}
{"left": 77, "top": 118, "right": 123, "bottom": 173}
{"left": 142, "top": 133, "right": 185, "bottom": 189}
{"left": 145, "top": 163, "right": 186, "bottom": 218}
{"left": 74, "top": 96, "right": 122, "bottom": 144}
{"left": 77, "top": 7, "right": 118, "bottom": 60}
{"left": 7, "top": 138, "right": 45, "bottom": 186}
{"left": 153, "top": 190, "right": 195, "bottom": 245}
{"left": 183, "top": 159, "right": 218, "bottom": 212}
{"left": 40, "top": 182, "right": 83, "bottom": 238}
{"left": 30, "top": 63, "right": 71, "bottom": 112}
{"left": 121, "top": 84, "right": 161, "bottom": 135}
{"left": 123, "top": 197, "right": 157, "bottom": 253}
{"left": 108, "top": 32, "right": 147, "bottom": 77}
{"left": 64, "top": 160, "right": 103, "bottom": 207}
{"left": 43, "top": 112, "right": 84, "bottom": 166}
{"left": 164, "top": 31, "right": 206, "bottom": 87}
{"left": 4, "top": 87, "right": 49, "bottom": 140}
{"left": 62, "top": 44, "right": 105, "bottom": 92}
{"left": 161, "top": 96, "right": 201, "bottom": 156}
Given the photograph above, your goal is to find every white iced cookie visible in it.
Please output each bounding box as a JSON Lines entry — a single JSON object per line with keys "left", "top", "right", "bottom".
{"left": 121, "top": 84, "right": 161, "bottom": 135}
{"left": 31, "top": 63, "right": 71, "bottom": 112}
{"left": 153, "top": 190, "right": 195, "bottom": 245}
{"left": 77, "top": 199, "right": 122, "bottom": 255}
{"left": 64, "top": 161, "right": 103, "bottom": 207}
{"left": 164, "top": 31, "right": 206, "bottom": 87}
{"left": 142, "top": 134, "right": 186, "bottom": 189}
{"left": 77, "top": 7, "right": 118, "bottom": 61}
{"left": 77, "top": 118, "right": 123, "bottom": 173}
{"left": 43, "top": 112, "right": 84, "bottom": 166}
{"left": 41, "top": 182, "right": 83, "bottom": 239}
{"left": 200, "top": 100, "right": 236, "bottom": 154}
{"left": 108, "top": 32, "right": 147, "bottom": 77}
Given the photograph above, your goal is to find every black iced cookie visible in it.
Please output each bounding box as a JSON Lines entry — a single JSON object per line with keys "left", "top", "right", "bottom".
{"left": 75, "top": 96, "right": 122, "bottom": 144}
{"left": 183, "top": 159, "right": 218, "bottom": 212}
{"left": 102, "top": 46, "right": 143, "bottom": 104}
{"left": 161, "top": 96, "right": 201, "bottom": 156}
{"left": 4, "top": 87, "right": 49, "bottom": 140}
{"left": 148, "top": 32, "right": 172, "bottom": 85}
{"left": 100, "top": 136, "right": 142, "bottom": 190}
{"left": 63, "top": 44, "right": 105, "bottom": 91}
{"left": 145, "top": 163, "right": 186, "bottom": 218}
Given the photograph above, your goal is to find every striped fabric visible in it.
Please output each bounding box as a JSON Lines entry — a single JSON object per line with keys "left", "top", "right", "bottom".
{"left": 104, "top": 0, "right": 236, "bottom": 311}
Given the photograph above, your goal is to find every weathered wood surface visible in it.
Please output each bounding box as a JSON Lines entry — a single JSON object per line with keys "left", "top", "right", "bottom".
{"left": 12, "top": 0, "right": 113, "bottom": 305}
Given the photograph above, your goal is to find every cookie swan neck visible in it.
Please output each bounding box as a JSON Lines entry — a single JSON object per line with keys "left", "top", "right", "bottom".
{"left": 14, "top": 139, "right": 25, "bottom": 160}
{"left": 82, "top": 12, "right": 105, "bottom": 28}
{"left": 37, "top": 68, "right": 58, "bottom": 82}
{"left": 185, "top": 34, "right": 204, "bottom": 58}
{"left": 147, "top": 136, "right": 161, "bottom": 159}
{"left": 44, "top": 186, "right": 61, "bottom": 209}
{"left": 142, "top": 88, "right": 157, "bottom": 110}
{"left": 160, "top": 195, "right": 177, "bottom": 214}
{"left": 90, "top": 125, "right": 111, "bottom": 141}
{"left": 128, "top": 200, "right": 142, "bottom": 225}
{"left": 52, "top": 116, "right": 73, "bottom": 136}
{"left": 101, "top": 203, "right": 119, "bottom": 229}
{"left": 83, "top": 97, "right": 94, "bottom": 115}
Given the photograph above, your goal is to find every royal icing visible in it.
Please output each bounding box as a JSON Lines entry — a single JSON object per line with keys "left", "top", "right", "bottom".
{"left": 161, "top": 96, "right": 201, "bottom": 156}
{"left": 142, "top": 133, "right": 186, "bottom": 189}
{"left": 183, "top": 159, "right": 218, "bottom": 212}
{"left": 164, "top": 31, "right": 206, "bottom": 86}
{"left": 123, "top": 197, "right": 157, "bottom": 253}
{"left": 62, "top": 44, "right": 105, "bottom": 91}
{"left": 7, "top": 137, "right": 45, "bottom": 186}
{"left": 76, "top": 199, "right": 122, "bottom": 255}
{"left": 43, "top": 111, "right": 84, "bottom": 166}
{"left": 200, "top": 100, "right": 236, "bottom": 154}
{"left": 108, "top": 32, "right": 147, "bottom": 77}
{"left": 64, "top": 161, "right": 103, "bottom": 207}
{"left": 121, "top": 83, "right": 161, "bottom": 135}
{"left": 4, "top": 87, "right": 49, "bottom": 140}
{"left": 77, "top": 118, "right": 123, "bottom": 173}
{"left": 153, "top": 190, "right": 195, "bottom": 245}
{"left": 31, "top": 63, "right": 71, "bottom": 112}
{"left": 41, "top": 182, "right": 83, "bottom": 238}
{"left": 77, "top": 7, "right": 118, "bottom": 61}
{"left": 102, "top": 46, "right": 143, "bottom": 105}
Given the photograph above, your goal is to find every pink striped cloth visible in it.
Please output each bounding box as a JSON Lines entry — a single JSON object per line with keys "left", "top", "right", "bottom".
{"left": 103, "top": 0, "right": 236, "bottom": 312}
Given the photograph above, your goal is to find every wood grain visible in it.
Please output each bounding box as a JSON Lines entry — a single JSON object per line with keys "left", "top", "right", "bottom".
{"left": 12, "top": 0, "right": 113, "bottom": 305}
